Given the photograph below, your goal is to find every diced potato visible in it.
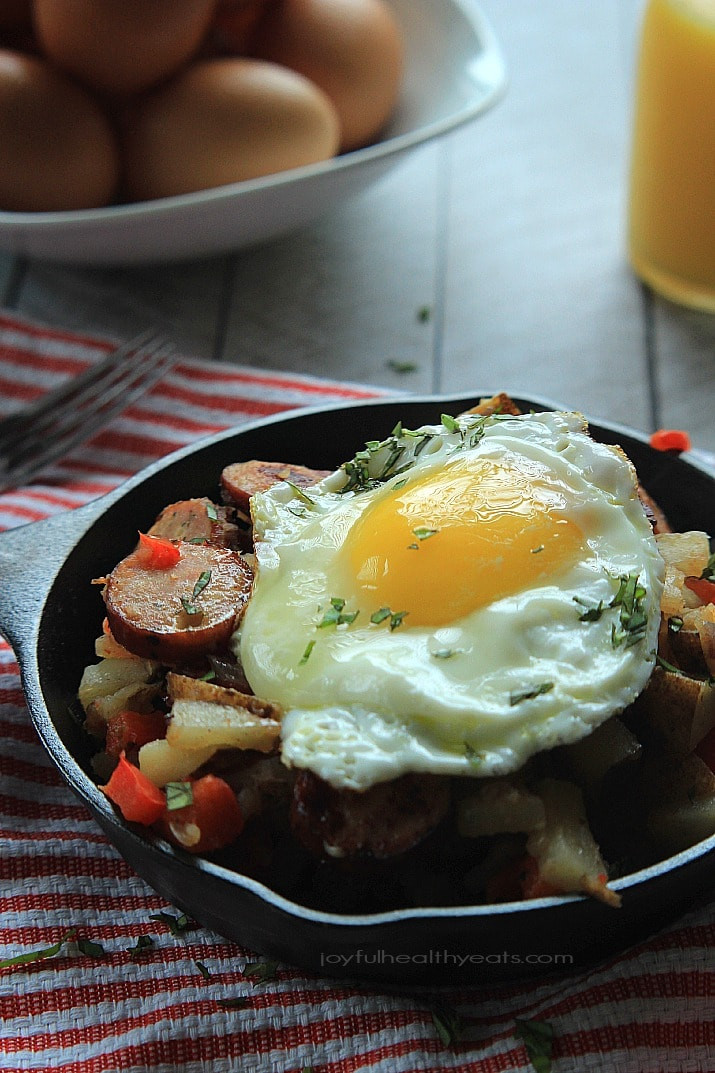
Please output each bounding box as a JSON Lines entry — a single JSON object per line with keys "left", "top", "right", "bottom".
{"left": 457, "top": 779, "right": 545, "bottom": 838}
{"left": 86, "top": 682, "right": 161, "bottom": 726}
{"left": 78, "top": 657, "right": 159, "bottom": 711}
{"left": 632, "top": 665, "right": 715, "bottom": 753}
{"left": 656, "top": 531, "right": 710, "bottom": 577}
{"left": 561, "top": 717, "right": 641, "bottom": 788}
{"left": 647, "top": 796, "right": 715, "bottom": 855}
{"left": 167, "top": 671, "right": 282, "bottom": 721}
{"left": 526, "top": 778, "right": 620, "bottom": 907}
{"left": 138, "top": 738, "right": 217, "bottom": 786}
{"left": 644, "top": 750, "right": 715, "bottom": 854}
{"left": 166, "top": 699, "right": 280, "bottom": 753}
{"left": 94, "top": 631, "right": 138, "bottom": 660}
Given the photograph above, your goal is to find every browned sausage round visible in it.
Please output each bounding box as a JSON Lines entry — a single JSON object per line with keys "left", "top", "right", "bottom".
{"left": 221, "top": 459, "right": 331, "bottom": 512}
{"left": 290, "top": 770, "right": 451, "bottom": 860}
{"left": 148, "top": 497, "right": 240, "bottom": 547}
{"left": 637, "top": 483, "right": 671, "bottom": 534}
{"left": 103, "top": 540, "right": 253, "bottom": 663}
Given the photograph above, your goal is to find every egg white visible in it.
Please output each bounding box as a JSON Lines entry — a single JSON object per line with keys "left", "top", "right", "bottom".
{"left": 235, "top": 410, "right": 664, "bottom": 791}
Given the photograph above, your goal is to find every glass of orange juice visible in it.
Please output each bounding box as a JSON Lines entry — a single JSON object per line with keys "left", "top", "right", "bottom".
{"left": 627, "top": 0, "right": 715, "bottom": 312}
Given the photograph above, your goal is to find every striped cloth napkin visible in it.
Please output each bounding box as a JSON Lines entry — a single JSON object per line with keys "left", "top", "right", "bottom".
{"left": 0, "top": 311, "right": 713, "bottom": 1073}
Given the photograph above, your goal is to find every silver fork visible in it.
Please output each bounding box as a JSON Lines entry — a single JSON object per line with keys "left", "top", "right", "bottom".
{"left": 0, "top": 332, "right": 177, "bottom": 493}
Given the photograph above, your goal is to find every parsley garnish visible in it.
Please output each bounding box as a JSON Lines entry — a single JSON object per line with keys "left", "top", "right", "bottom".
{"left": 195, "top": 960, "right": 211, "bottom": 980}
{"left": 206, "top": 502, "right": 218, "bottom": 521}
{"left": 610, "top": 572, "right": 648, "bottom": 647}
{"left": 413, "top": 527, "right": 438, "bottom": 541}
{"left": 126, "top": 935, "right": 155, "bottom": 960}
{"left": 165, "top": 782, "right": 193, "bottom": 811}
{"left": 181, "top": 569, "right": 212, "bottom": 616}
{"left": 149, "top": 911, "right": 192, "bottom": 935}
{"left": 0, "top": 929, "right": 77, "bottom": 969}
{"left": 574, "top": 596, "right": 605, "bottom": 622}
{"left": 701, "top": 551, "right": 715, "bottom": 581}
{"left": 370, "top": 606, "right": 408, "bottom": 630}
{"left": 431, "top": 1001, "right": 463, "bottom": 1047}
{"left": 318, "top": 597, "right": 359, "bottom": 628}
{"left": 243, "top": 958, "right": 279, "bottom": 984}
{"left": 299, "top": 640, "right": 315, "bottom": 664}
{"left": 668, "top": 615, "right": 684, "bottom": 633}
{"left": 510, "top": 682, "right": 554, "bottom": 706}
{"left": 417, "top": 304, "right": 431, "bottom": 322}
{"left": 77, "top": 938, "right": 106, "bottom": 959}
{"left": 284, "top": 480, "right": 315, "bottom": 505}
{"left": 387, "top": 359, "right": 418, "bottom": 374}
{"left": 464, "top": 742, "right": 485, "bottom": 766}
{"left": 515, "top": 1018, "right": 554, "bottom": 1072}
{"left": 217, "top": 997, "right": 250, "bottom": 1009}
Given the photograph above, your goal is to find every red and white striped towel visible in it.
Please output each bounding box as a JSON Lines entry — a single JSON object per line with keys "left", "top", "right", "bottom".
{"left": 0, "top": 312, "right": 713, "bottom": 1073}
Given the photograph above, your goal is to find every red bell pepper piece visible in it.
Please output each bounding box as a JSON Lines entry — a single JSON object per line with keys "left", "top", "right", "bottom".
{"left": 104, "top": 709, "right": 167, "bottom": 759}
{"left": 156, "top": 774, "right": 244, "bottom": 854}
{"left": 649, "top": 428, "right": 692, "bottom": 453}
{"left": 136, "top": 531, "right": 181, "bottom": 569}
{"left": 684, "top": 575, "right": 715, "bottom": 605}
{"left": 100, "top": 752, "right": 166, "bottom": 825}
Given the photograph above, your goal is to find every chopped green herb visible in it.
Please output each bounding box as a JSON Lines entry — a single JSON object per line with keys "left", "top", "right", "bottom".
{"left": 441, "top": 413, "right": 460, "bottom": 434}
{"left": 413, "top": 527, "right": 438, "bottom": 541}
{"left": 510, "top": 682, "right": 554, "bottom": 706}
{"left": 464, "top": 742, "right": 485, "bottom": 766}
{"left": 195, "top": 961, "right": 211, "bottom": 980}
{"left": 299, "top": 640, "right": 316, "bottom": 664}
{"left": 388, "top": 609, "right": 408, "bottom": 630}
{"left": 370, "top": 607, "right": 392, "bottom": 625}
{"left": 574, "top": 596, "right": 605, "bottom": 622}
{"left": 199, "top": 668, "right": 216, "bottom": 681}
{"left": 656, "top": 654, "right": 684, "bottom": 676}
{"left": 284, "top": 480, "right": 315, "bottom": 505}
{"left": 318, "top": 597, "right": 359, "bottom": 628}
{"left": 515, "top": 1018, "right": 554, "bottom": 1073}
{"left": 187, "top": 536, "right": 208, "bottom": 544}
{"left": 387, "top": 359, "right": 418, "bottom": 374}
{"left": 77, "top": 938, "right": 106, "bottom": 959}
{"left": 181, "top": 569, "right": 212, "bottom": 616}
{"left": 417, "top": 304, "right": 432, "bottom": 322}
{"left": 217, "top": 997, "right": 250, "bottom": 1010}
{"left": 149, "top": 911, "right": 191, "bottom": 935}
{"left": 0, "top": 929, "right": 77, "bottom": 969}
{"left": 531, "top": 545, "right": 545, "bottom": 554}
{"left": 407, "top": 542, "right": 419, "bottom": 550}
{"left": 126, "top": 935, "right": 155, "bottom": 960}
{"left": 431, "top": 1001, "right": 463, "bottom": 1047}
{"left": 165, "top": 782, "right": 193, "bottom": 811}
{"left": 243, "top": 958, "right": 279, "bottom": 984}
{"left": 668, "top": 615, "right": 684, "bottom": 633}
{"left": 206, "top": 502, "right": 218, "bottom": 521}
{"left": 610, "top": 572, "right": 648, "bottom": 647}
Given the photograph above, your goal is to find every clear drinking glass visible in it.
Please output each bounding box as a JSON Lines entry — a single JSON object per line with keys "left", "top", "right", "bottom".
{"left": 627, "top": 0, "right": 715, "bottom": 312}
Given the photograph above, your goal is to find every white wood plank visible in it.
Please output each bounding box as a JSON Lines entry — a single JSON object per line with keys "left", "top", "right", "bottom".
{"left": 15, "top": 257, "right": 231, "bottom": 358}
{"left": 440, "top": 0, "right": 651, "bottom": 432}
{"left": 651, "top": 300, "right": 715, "bottom": 454}
{"left": 222, "top": 145, "right": 441, "bottom": 393}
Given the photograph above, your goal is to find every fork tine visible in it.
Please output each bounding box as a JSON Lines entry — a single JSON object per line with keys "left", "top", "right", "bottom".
{"left": 0, "top": 336, "right": 176, "bottom": 492}
{"left": 0, "top": 331, "right": 161, "bottom": 455}
{"left": 5, "top": 338, "right": 174, "bottom": 459}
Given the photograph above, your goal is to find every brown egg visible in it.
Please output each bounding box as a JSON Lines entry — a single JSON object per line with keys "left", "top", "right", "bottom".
{"left": 121, "top": 57, "right": 341, "bottom": 201}
{"left": 210, "top": 0, "right": 274, "bottom": 55}
{"left": 31, "top": 0, "right": 216, "bottom": 95}
{"left": 249, "top": 0, "right": 404, "bottom": 151}
{"left": 0, "top": 49, "right": 118, "bottom": 211}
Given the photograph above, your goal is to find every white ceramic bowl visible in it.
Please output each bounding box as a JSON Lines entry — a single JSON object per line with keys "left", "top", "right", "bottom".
{"left": 0, "top": 0, "right": 506, "bottom": 265}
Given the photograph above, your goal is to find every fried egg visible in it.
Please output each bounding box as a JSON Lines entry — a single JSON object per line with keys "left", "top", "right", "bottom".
{"left": 235, "top": 410, "right": 664, "bottom": 791}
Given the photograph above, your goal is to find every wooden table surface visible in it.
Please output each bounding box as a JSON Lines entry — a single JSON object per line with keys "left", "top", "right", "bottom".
{"left": 1, "top": 0, "right": 713, "bottom": 453}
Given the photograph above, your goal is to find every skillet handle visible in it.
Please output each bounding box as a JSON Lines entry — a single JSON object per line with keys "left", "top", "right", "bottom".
{"left": 0, "top": 499, "right": 108, "bottom": 653}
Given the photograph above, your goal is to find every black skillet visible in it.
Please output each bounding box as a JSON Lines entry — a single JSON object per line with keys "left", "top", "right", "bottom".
{"left": 0, "top": 393, "right": 713, "bottom": 985}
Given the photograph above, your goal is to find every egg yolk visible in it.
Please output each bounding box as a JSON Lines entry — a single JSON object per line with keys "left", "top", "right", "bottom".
{"left": 347, "top": 456, "right": 585, "bottom": 627}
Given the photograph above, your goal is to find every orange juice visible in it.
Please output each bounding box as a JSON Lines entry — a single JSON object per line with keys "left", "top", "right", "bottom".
{"left": 627, "top": 0, "right": 715, "bottom": 311}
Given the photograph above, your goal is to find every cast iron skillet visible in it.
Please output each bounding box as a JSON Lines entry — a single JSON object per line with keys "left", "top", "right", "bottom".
{"left": 0, "top": 393, "right": 713, "bottom": 985}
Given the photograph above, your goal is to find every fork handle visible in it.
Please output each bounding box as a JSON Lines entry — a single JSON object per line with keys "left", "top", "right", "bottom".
{"left": 0, "top": 500, "right": 107, "bottom": 655}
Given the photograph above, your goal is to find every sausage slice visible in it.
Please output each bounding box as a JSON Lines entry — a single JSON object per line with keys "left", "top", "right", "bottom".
{"left": 103, "top": 540, "right": 253, "bottom": 663}
{"left": 221, "top": 460, "right": 331, "bottom": 512}
{"left": 290, "top": 770, "right": 451, "bottom": 860}
{"left": 148, "top": 497, "right": 240, "bottom": 547}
